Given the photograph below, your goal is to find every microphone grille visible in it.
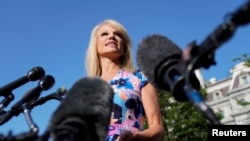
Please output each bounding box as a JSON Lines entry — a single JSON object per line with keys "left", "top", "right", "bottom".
{"left": 137, "top": 34, "right": 182, "bottom": 88}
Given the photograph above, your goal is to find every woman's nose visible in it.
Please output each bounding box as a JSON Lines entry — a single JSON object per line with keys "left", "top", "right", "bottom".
{"left": 108, "top": 34, "right": 116, "bottom": 39}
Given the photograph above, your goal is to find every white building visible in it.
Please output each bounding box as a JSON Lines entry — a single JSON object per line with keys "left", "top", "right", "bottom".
{"left": 197, "top": 62, "right": 250, "bottom": 125}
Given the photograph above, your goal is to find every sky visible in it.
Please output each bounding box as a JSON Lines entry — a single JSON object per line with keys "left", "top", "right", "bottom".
{"left": 0, "top": 0, "right": 250, "bottom": 136}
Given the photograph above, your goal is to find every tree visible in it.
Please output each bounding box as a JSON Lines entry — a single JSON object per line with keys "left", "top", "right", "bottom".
{"left": 235, "top": 98, "right": 250, "bottom": 106}
{"left": 232, "top": 53, "right": 250, "bottom": 67}
{"left": 158, "top": 89, "right": 211, "bottom": 141}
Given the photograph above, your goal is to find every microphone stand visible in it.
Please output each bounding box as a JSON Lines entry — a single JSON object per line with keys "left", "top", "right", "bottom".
{"left": 20, "top": 94, "right": 64, "bottom": 133}
{"left": 0, "top": 94, "right": 64, "bottom": 141}
{"left": 29, "top": 94, "right": 64, "bottom": 107}
{"left": 0, "top": 93, "right": 14, "bottom": 114}
{"left": 22, "top": 103, "right": 39, "bottom": 133}
{"left": 188, "top": 0, "right": 250, "bottom": 70}
{"left": 0, "top": 102, "right": 39, "bottom": 141}
{"left": 183, "top": 68, "right": 221, "bottom": 125}
{"left": 182, "top": 0, "right": 250, "bottom": 125}
{"left": 160, "top": 59, "right": 222, "bottom": 124}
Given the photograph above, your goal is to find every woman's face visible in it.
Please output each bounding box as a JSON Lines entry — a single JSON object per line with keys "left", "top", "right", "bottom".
{"left": 96, "top": 24, "right": 125, "bottom": 59}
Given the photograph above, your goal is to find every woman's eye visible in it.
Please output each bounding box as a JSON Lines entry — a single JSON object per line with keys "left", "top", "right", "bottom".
{"left": 101, "top": 32, "right": 108, "bottom": 36}
{"left": 114, "top": 32, "right": 121, "bottom": 37}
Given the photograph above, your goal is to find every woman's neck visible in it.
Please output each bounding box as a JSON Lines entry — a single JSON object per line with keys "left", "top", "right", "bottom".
{"left": 100, "top": 58, "right": 121, "bottom": 82}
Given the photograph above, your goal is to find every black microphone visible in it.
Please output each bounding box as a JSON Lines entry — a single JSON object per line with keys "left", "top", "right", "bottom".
{"left": 0, "top": 75, "right": 55, "bottom": 125}
{"left": 137, "top": 34, "right": 200, "bottom": 101}
{"left": 0, "top": 66, "right": 45, "bottom": 96}
{"left": 43, "top": 77, "right": 114, "bottom": 141}
{"left": 186, "top": 1, "right": 250, "bottom": 70}
{"left": 29, "top": 86, "right": 67, "bottom": 107}
{"left": 12, "top": 75, "right": 55, "bottom": 109}
{"left": 230, "top": 0, "right": 250, "bottom": 26}
{"left": 136, "top": 34, "right": 220, "bottom": 125}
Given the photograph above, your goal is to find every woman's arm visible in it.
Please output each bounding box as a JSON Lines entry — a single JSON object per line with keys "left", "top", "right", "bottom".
{"left": 119, "top": 83, "right": 165, "bottom": 141}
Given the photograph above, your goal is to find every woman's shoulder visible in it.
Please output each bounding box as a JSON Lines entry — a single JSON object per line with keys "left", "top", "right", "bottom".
{"left": 121, "top": 68, "right": 148, "bottom": 87}
{"left": 133, "top": 69, "right": 146, "bottom": 79}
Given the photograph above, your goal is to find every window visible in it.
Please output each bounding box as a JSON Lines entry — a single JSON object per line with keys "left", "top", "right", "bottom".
{"left": 240, "top": 75, "right": 249, "bottom": 85}
{"left": 213, "top": 91, "right": 222, "bottom": 100}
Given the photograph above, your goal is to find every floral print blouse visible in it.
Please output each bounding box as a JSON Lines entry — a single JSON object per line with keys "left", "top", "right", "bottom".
{"left": 106, "top": 69, "right": 148, "bottom": 141}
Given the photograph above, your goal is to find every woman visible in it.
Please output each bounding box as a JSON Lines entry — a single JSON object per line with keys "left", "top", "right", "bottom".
{"left": 85, "top": 19, "right": 164, "bottom": 141}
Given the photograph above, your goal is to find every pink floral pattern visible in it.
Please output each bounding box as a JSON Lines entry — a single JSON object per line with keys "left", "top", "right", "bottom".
{"left": 106, "top": 69, "right": 147, "bottom": 141}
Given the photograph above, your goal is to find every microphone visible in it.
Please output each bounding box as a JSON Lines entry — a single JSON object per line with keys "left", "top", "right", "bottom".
{"left": 12, "top": 75, "right": 55, "bottom": 109}
{"left": 136, "top": 34, "right": 220, "bottom": 125}
{"left": 0, "top": 66, "right": 45, "bottom": 96}
{"left": 136, "top": 34, "right": 200, "bottom": 101}
{"left": 0, "top": 75, "right": 55, "bottom": 125}
{"left": 29, "top": 86, "right": 67, "bottom": 107}
{"left": 43, "top": 77, "right": 114, "bottom": 141}
{"left": 230, "top": 0, "right": 250, "bottom": 27}
{"left": 186, "top": 1, "right": 250, "bottom": 70}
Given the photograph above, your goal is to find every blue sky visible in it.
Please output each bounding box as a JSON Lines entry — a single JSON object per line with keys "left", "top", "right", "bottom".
{"left": 0, "top": 0, "right": 250, "bottom": 136}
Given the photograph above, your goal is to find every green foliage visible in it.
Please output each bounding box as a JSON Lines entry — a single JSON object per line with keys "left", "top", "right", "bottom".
{"left": 158, "top": 89, "right": 211, "bottom": 141}
{"left": 215, "top": 109, "right": 224, "bottom": 120}
{"left": 232, "top": 53, "right": 250, "bottom": 67}
{"left": 235, "top": 98, "right": 250, "bottom": 106}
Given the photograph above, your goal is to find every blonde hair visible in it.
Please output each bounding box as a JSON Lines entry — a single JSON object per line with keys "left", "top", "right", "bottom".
{"left": 85, "top": 19, "right": 135, "bottom": 76}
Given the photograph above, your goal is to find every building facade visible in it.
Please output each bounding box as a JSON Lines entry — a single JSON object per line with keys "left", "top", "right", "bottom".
{"left": 197, "top": 62, "right": 250, "bottom": 125}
